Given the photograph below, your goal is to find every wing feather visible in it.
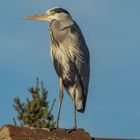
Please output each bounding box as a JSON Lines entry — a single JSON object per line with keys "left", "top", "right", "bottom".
{"left": 67, "top": 22, "right": 90, "bottom": 106}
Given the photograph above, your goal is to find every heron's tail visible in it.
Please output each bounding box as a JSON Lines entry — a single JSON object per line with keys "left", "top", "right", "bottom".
{"left": 67, "top": 83, "right": 87, "bottom": 113}
{"left": 75, "top": 95, "right": 86, "bottom": 113}
{"left": 73, "top": 85, "right": 87, "bottom": 113}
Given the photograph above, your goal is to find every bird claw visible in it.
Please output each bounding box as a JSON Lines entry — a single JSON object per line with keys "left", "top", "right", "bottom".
{"left": 41, "top": 127, "right": 56, "bottom": 131}
{"left": 65, "top": 128, "right": 77, "bottom": 133}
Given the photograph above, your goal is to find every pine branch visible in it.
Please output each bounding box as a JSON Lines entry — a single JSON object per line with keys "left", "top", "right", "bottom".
{"left": 12, "top": 118, "right": 17, "bottom": 126}
{"left": 49, "top": 98, "right": 56, "bottom": 116}
{"left": 13, "top": 78, "right": 56, "bottom": 128}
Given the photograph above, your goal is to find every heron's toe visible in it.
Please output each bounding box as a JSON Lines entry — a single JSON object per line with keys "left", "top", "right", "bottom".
{"left": 66, "top": 128, "right": 77, "bottom": 133}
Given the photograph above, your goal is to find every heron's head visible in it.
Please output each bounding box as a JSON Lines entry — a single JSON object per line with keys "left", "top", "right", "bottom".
{"left": 25, "top": 7, "right": 72, "bottom": 23}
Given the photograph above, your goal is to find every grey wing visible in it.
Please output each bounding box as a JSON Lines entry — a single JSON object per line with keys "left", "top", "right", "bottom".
{"left": 75, "top": 47, "right": 90, "bottom": 99}
{"left": 75, "top": 33, "right": 90, "bottom": 101}
{"left": 60, "top": 21, "right": 90, "bottom": 112}
{"left": 69, "top": 22, "right": 90, "bottom": 110}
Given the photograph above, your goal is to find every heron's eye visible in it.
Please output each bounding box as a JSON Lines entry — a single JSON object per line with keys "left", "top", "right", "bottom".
{"left": 47, "top": 11, "right": 56, "bottom": 16}
{"left": 51, "top": 12, "right": 56, "bottom": 15}
{"left": 46, "top": 11, "right": 55, "bottom": 16}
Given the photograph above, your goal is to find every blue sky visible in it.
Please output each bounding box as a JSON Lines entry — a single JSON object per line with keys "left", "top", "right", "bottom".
{"left": 0, "top": 0, "right": 140, "bottom": 139}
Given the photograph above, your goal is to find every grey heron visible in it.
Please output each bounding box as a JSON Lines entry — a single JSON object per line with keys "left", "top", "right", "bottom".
{"left": 26, "top": 7, "right": 90, "bottom": 129}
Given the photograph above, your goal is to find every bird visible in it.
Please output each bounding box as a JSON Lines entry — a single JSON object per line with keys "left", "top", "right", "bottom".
{"left": 25, "top": 7, "right": 90, "bottom": 129}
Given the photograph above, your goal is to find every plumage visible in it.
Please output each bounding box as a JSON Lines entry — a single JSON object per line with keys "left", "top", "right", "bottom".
{"left": 26, "top": 7, "right": 90, "bottom": 128}
{"left": 49, "top": 17, "right": 90, "bottom": 112}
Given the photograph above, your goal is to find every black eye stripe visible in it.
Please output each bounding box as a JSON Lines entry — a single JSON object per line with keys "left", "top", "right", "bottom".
{"left": 50, "top": 8, "right": 70, "bottom": 15}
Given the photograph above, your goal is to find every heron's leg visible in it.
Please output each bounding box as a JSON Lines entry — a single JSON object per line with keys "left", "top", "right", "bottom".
{"left": 66, "top": 85, "right": 77, "bottom": 133}
{"left": 73, "top": 91, "right": 77, "bottom": 129}
{"left": 56, "top": 77, "right": 63, "bottom": 128}
{"left": 67, "top": 84, "right": 77, "bottom": 133}
{"left": 72, "top": 84, "right": 77, "bottom": 129}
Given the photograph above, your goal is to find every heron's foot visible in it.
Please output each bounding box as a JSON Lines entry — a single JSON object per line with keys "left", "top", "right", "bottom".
{"left": 29, "top": 126, "right": 37, "bottom": 130}
{"left": 50, "top": 127, "right": 57, "bottom": 131}
{"left": 55, "top": 123, "right": 59, "bottom": 129}
{"left": 42, "top": 127, "right": 57, "bottom": 131}
{"left": 65, "top": 127, "right": 77, "bottom": 133}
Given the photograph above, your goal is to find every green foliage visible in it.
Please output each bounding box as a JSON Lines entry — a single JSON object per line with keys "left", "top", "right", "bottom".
{"left": 13, "top": 78, "right": 56, "bottom": 128}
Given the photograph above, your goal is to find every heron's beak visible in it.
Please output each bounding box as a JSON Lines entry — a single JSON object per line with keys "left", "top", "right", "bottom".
{"left": 25, "top": 13, "right": 50, "bottom": 21}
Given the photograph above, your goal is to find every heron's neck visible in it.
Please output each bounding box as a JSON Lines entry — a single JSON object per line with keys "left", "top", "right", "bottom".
{"left": 49, "top": 19, "right": 74, "bottom": 31}
{"left": 60, "top": 18, "right": 74, "bottom": 30}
